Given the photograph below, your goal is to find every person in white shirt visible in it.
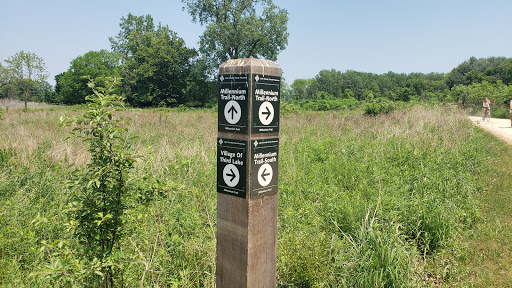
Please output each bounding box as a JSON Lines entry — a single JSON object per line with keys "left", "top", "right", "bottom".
{"left": 482, "top": 97, "right": 491, "bottom": 120}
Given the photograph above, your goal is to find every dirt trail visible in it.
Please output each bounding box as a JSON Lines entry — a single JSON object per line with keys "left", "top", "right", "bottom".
{"left": 468, "top": 116, "right": 512, "bottom": 145}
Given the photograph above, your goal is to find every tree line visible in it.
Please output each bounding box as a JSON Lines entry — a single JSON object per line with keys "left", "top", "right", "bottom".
{"left": 0, "top": 0, "right": 288, "bottom": 108}
{"left": 1, "top": 0, "right": 512, "bottom": 110}
{"left": 283, "top": 56, "right": 512, "bottom": 108}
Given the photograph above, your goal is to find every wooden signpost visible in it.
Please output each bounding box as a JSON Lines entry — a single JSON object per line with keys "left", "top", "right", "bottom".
{"left": 216, "top": 58, "right": 281, "bottom": 287}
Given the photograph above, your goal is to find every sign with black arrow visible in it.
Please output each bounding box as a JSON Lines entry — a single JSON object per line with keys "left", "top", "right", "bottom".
{"left": 225, "top": 102, "right": 241, "bottom": 124}
{"left": 251, "top": 138, "right": 279, "bottom": 197}
{"left": 217, "top": 138, "right": 247, "bottom": 198}
{"left": 218, "top": 74, "right": 249, "bottom": 133}
{"left": 252, "top": 74, "right": 280, "bottom": 133}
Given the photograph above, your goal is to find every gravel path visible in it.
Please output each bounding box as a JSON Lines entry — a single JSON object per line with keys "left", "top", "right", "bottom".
{"left": 469, "top": 116, "right": 512, "bottom": 145}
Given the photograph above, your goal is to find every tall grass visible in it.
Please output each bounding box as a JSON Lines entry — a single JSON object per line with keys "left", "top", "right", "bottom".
{"left": 0, "top": 105, "right": 488, "bottom": 286}
{"left": 0, "top": 98, "right": 58, "bottom": 109}
{"left": 277, "top": 107, "right": 482, "bottom": 286}
{"left": 462, "top": 128, "right": 512, "bottom": 287}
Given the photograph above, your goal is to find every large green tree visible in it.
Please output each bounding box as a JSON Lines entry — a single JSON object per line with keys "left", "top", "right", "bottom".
{"left": 3, "top": 51, "right": 48, "bottom": 109}
{"left": 110, "top": 14, "right": 198, "bottom": 107}
{"left": 497, "top": 58, "right": 512, "bottom": 85}
{"left": 315, "top": 69, "right": 345, "bottom": 99}
{"left": 182, "top": 0, "right": 289, "bottom": 72}
{"left": 56, "top": 50, "right": 121, "bottom": 104}
{"left": 445, "top": 56, "right": 508, "bottom": 88}
{"left": 290, "top": 78, "right": 316, "bottom": 100}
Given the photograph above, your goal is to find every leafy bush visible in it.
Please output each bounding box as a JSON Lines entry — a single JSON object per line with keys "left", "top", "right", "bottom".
{"left": 490, "top": 106, "right": 510, "bottom": 119}
{"left": 52, "top": 77, "right": 138, "bottom": 285}
{"left": 364, "top": 97, "right": 398, "bottom": 115}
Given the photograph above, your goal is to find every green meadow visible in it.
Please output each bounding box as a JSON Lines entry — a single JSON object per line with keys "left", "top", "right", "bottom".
{"left": 0, "top": 104, "right": 510, "bottom": 287}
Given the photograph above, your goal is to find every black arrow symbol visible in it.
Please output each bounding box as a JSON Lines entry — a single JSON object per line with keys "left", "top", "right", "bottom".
{"left": 262, "top": 105, "right": 272, "bottom": 120}
{"left": 260, "top": 168, "right": 271, "bottom": 182}
{"left": 227, "top": 105, "right": 238, "bottom": 120}
{"left": 226, "top": 169, "right": 237, "bottom": 183}
{"left": 261, "top": 106, "right": 272, "bottom": 120}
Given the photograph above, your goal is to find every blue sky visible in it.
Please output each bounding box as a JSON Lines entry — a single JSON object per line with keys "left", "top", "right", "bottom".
{"left": 1, "top": 0, "right": 511, "bottom": 86}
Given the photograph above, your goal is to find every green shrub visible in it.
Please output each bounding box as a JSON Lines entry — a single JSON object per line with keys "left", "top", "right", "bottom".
{"left": 364, "top": 97, "right": 397, "bottom": 115}
{"left": 51, "top": 77, "right": 138, "bottom": 286}
{"left": 491, "top": 106, "right": 510, "bottom": 119}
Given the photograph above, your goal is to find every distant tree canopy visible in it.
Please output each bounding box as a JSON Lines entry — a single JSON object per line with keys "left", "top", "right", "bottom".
{"left": 287, "top": 69, "right": 449, "bottom": 103}
{"left": 0, "top": 51, "right": 49, "bottom": 108}
{"left": 445, "top": 56, "right": 512, "bottom": 88}
{"left": 55, "top": 50, "right": 121, "bottom": 105}
{"left": 52, "top": 13, "right": 215, "bottom": 108}
{"left": 6, "top": 7, "right": 511, "bottom": 111}
{"left": 283, "top": 56, "right": 512, "bottom": 111}
{"left": 182, "top": 0, "right": 289, "bottom": 73}
{"left": 110, "top": 13, "right": 200, "bottom": 107}
{"left": 0, "top": 63, "right": 10, "bottom": 98}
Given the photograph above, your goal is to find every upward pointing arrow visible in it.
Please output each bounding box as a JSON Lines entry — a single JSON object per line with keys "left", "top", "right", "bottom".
{"left": 227, "top": 105, "right": 238, "bottom": 120}
{"left": 262, "top": 105, "right": 271, "bottom": 120}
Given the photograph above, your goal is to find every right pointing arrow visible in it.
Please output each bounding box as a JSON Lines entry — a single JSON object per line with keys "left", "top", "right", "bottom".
{"left": 258, "top": 102, "right": 274, "bottom": 126}
{"left": 223, "top": 164, "right": 240, "bottom": 187}
{"left": 226, "top": 169, "right": 237, "bottom": 182}
{"left": 262, "top": 105, "right": 271, "bottom": 120}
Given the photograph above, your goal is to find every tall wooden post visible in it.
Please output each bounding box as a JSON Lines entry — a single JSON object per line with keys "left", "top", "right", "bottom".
{"left": 216, "top": 58, "right": 281, "bottom": 288}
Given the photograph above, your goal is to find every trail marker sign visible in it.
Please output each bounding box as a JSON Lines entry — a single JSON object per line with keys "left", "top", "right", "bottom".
{"left": 217, "top": 138, "right": 247, "bottom": 198}
{"left": 252, "top": 74, "right": 280, "bottom": 133}
{"left": 218, "top": 74, "right": 249, "bottom": 133}
{"left": 251, "top": 138, "right": 279, "bottom": 198}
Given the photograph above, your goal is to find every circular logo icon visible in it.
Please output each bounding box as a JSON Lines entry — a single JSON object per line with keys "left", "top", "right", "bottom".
{"left": 257, "top": 163, "right": 273, "bottom": 187}
{"left": 224, "top": 100, "right": 241, "bottom": 124}
{"left": 223, "top": 164, "right": 240, "bottom": 187}
{"left": 258, "top": 102, "right": 274, "bottom": 125}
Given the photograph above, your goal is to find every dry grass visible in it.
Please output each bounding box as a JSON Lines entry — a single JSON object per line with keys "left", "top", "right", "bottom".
{"left": 122, "top": 109, "right": 217, "bottom": 185}
{"left": 282, "top": 105, "right": 473, "bottom": 151}
{"left": 0, "top": 98, "right": 59, "bottom": 109}
{"left": 3, "top": 105, "right": 466, "bottom": 171}
{"left": 0, "top": 108, "right": 88, "bottom": 168}
{"left": 0, "top": 107, "right": 217, "bottom": 171}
